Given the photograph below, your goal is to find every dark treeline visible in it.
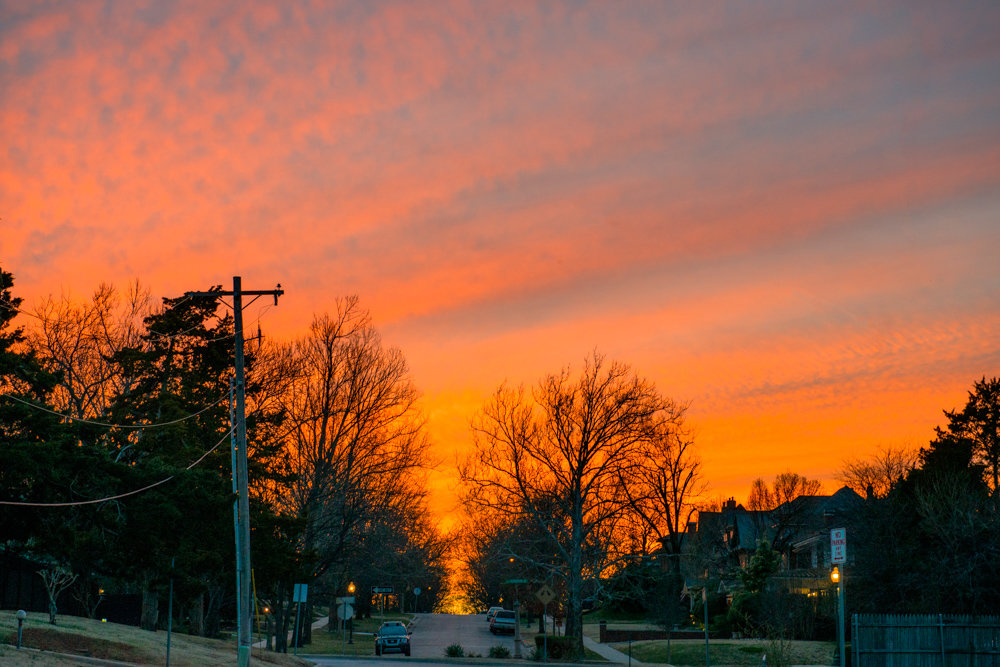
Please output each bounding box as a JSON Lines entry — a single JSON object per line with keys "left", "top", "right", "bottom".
{"left": 0, "top": 267, "right": 450, "bottom": 650}
{"left": 3, "top": 264, "right": 998, "bottom": 658}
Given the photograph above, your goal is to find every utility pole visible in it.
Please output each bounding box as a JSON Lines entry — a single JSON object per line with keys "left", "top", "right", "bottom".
{"left": 187, "top": 277, "right": 283, "bottom": 667}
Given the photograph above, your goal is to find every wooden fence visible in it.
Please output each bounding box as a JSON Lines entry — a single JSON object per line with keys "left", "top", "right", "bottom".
{"left": 853, "top": 614, "right": 1000, "bottom": 667}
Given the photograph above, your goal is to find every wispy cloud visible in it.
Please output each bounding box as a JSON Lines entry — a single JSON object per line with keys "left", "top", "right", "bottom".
{"left": 2, "top": 0, "right": 999, "bottom": 507}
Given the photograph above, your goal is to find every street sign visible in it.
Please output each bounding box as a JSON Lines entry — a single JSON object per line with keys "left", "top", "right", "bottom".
{"left": 413, "top": 587, "right": 421, "bottom": 596}
{"left": 337, "top": 601, "right": 354, "bottom": 620}
{"left": 535, "top": 585, "right": 556, "bottom": 605}
{"left": 503, "top": 578, "right": 529, "bottom": 585}
{"left": 293, "top": 583, "right": 308, "bottom": 603}
{"left": 335, "top": 596, "right": 355, "bottom": 604}
{"left": 831, "top": 528, "right": 847, "bottom": 564}
{"left": 372, "top": 586, "right": 393, "bottom": 594}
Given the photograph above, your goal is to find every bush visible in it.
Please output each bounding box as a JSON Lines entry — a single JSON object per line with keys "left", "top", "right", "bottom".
{"left": 488, "top": 644, "right": 511, "bottom": 658}
{"left": 533, "top": 635, "right": 578, "bottom": 660}
{"left": 445, "top": 643, "right": 465, "bottom": 657}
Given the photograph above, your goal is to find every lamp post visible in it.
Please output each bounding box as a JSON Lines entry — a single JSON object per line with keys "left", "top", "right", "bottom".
{"left": 16, "top": 610, "right": 26, "bottom": 649}
{"left": 348, "top": 583, "right": 355, "bottom": 644}
{"left": 831, "top": 566, "right": 845, "bottom": 667}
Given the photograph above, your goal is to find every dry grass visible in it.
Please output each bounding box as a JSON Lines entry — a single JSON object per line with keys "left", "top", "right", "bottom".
{"left": 610, "top": 637, "right": 835, "bottom": 666}
{"left": 1, "top": 610, "right": 310, "bottom": 666}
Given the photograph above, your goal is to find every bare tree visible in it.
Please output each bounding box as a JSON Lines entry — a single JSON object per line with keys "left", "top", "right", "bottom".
{"left": 460, "top": 352, "right": 681, "bottom": 657}
{"left": 38, "top": 566, "right": 77, "bottom": 624}
{"left": 622, "top": 412, "right": 705, "bottom": 628}
{"left": 625, "top": 409, "right": 704, "bottom": 556}
{"left": 280, "top": 300, "right": 428, "bottom": 568}
{"left": 838, "top": 444, "right": 918, "bottom": 499}
{"left": 746, "top": 472, "right": 822, "bottom": 551}
{"left": 268, "top": 298, "right": 429, "bottom": 648}
{"left": 28, "top": 282, "right": 150, "bottom": 451}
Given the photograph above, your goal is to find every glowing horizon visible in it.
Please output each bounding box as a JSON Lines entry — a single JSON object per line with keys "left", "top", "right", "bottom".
{"left": 3, "top": 1, "right": 999, "bottom": 528}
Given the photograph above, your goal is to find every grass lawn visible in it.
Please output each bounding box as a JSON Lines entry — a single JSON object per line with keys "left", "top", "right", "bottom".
{"left": 610, "top": 637, "right": 835, "bottom": 666}
{"left": 1, "top": 610, "right": 310, "bottom": 667}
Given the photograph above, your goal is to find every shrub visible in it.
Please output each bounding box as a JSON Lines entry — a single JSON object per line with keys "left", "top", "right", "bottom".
{"left": 533, "top": 635, "right": 578, "bottom": 660}
{"left": 445, "top": 643, "right": 465, "bottom": 657}
{"left": 489, "top": 645, "right": 511, "bottom": 658}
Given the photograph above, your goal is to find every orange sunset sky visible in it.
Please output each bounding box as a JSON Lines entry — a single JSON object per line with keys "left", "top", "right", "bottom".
{"left": 3, "top": 1, "right": 999, "bottom": 528}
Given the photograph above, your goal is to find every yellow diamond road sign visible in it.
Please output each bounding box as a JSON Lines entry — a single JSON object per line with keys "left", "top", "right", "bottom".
{"left": 535, "top": 585, "right": 556, "bottom": 605}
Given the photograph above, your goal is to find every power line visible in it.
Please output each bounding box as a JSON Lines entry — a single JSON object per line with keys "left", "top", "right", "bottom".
{"left": 0, "top": 426, "right": 234, "bottom": 507}
{"left": 1, "top": 392, "right": 229, "bottom": 429}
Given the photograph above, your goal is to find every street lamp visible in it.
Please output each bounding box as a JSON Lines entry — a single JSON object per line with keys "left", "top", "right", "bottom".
{"left": 831, "top": 566, "right": 845, "bottom": 667}
{"left": 16, "top": 610, "right": 26, "bottom": 649}
{"left": 347, "top": 582, "right": 356, "bottom": 644}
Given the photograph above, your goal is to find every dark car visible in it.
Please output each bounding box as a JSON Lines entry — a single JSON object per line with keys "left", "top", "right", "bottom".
{"left": 375, "top": 622, "right": 411, "bottom": 656}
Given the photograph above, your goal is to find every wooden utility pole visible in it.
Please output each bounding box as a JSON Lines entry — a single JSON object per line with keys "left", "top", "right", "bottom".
{"left": 187, "top": 277, "right": 283, "bottom": 667}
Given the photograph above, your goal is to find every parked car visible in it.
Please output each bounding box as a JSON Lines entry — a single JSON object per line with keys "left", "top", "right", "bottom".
{"left": 485, "top": 606, "right": 503, "bottom": 622}
{"left": 490, "top": 609, "right": 516, "bottom": 634}
{"left": 375, "top": 622, "right": 411, "bottom": 656}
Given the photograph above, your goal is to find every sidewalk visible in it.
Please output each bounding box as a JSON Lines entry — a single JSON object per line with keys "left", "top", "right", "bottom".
{"left": 583, "top": 634, "right": 647, "bottom": 665}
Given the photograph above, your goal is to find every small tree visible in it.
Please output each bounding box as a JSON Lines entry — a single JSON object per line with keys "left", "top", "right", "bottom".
{"left": 38, "top": 566, "right": 78, "bottom": 624}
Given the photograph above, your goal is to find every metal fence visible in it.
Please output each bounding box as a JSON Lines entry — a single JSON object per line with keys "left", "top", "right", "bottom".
{"left": 853, "top": 614, "right": 1000, "bottom": 667}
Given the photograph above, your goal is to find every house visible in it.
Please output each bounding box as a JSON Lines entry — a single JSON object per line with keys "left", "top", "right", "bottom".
{"left": 690, "top": 487, "right": 864, "bottom": 596}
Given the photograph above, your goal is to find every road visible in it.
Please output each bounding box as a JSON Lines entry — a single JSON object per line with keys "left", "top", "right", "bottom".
{"left": 309, "top": 612, "right": 531, "bottom": 664}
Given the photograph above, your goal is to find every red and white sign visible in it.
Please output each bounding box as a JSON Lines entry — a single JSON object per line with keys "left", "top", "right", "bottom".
{"left": 830, "top": 528, "right": 847, "bottom": 564}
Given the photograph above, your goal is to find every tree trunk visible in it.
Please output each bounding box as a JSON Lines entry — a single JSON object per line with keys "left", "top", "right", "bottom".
{"left": 205, "top": 585, "right": 223, "bottom": 638}
{"left": 300, "top": 597, "right": 313, "bottom": 644}
{"left": 189, "top": 592, "right": 205, "bottom": 636}
{"left": 565, "top": 500, "right": 584, "bottom": 658}
{"left": 140, "top": 587, "right": 159, "bottom": 631}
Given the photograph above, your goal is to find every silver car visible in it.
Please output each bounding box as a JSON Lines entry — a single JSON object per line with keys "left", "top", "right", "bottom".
{"left": 375, "top": 622, "right": 411, "bottom": 656}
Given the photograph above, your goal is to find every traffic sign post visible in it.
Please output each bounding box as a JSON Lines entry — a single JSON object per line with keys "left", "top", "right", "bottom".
{"left": 535, "top": 586, "right": 556, "bottom": 662}
{"left": 372, "top": 586, "right": 392, "bottom": 619}
{"left": 336, "top": 596, "right": 355, "bottom": 650}
{"left": 292, "top": 584, "right": 308, "bottom": 656}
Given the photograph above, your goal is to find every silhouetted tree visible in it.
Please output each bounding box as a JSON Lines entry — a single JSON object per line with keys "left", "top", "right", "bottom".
{"left": 622, "top": 408, "right": 704, "bottom": 627}
{"left": 837, "top": 444, "right": 918, "bottom": 499}
{"left": 746, "top": 472, "right": 822, "bottom": 551}
{"left": 268, "top": 299, "right": 429, "bottom": 649}
{"left": 851, "top": 378, "right": 1000, "bottom": 614}
{"left": 935, "top": 376, "right": 1000, "bottom": 493}
{"left": 461, "top": 352, "right": 684, "bottom": 657}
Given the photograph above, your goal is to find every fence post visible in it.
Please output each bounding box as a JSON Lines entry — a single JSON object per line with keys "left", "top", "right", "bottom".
{"left": 852, "top": 614, "right": 858, "bottom": 667}
{"left": 938, "top": 614, "right": 945, "bottom": 667}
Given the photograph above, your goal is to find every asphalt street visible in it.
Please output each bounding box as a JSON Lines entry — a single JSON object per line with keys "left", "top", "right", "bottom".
{"left": 308, "top": 611, "right": 532, "bottom": 664}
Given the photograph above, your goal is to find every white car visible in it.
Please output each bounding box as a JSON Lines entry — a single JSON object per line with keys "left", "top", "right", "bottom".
{"left": 485, "top": 606, "right": 503, "bottom": 622}
{"left": 490, "top": 609, "right": 516, "bottom": 634}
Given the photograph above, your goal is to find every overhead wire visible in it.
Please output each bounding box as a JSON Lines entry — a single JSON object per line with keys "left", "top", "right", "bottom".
{"left": 0, "top": 392, "right": 229, "bottom": 428}
{"left": 0, "top": 290, "right": 278, "bottom": 507}
{"left": 0, "top": 426, "right": 235, "bottom": 507}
